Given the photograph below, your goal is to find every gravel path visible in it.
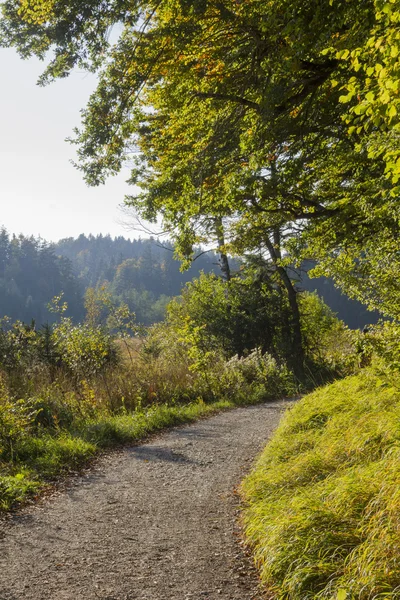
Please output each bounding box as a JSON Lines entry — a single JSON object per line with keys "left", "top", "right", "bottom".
{"left": 0, "top": 401, "right": 288, "bottom": 600}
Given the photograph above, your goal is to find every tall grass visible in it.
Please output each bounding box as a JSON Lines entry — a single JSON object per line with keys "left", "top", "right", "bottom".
{"left": 241, "top": 370, "right": 400, "bottom": 599}
{"left": 0, "top": 340, "right": 297, "bottom": 511}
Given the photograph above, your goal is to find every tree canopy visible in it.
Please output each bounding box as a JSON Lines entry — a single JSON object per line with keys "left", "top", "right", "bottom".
{"left": 2, "top": 0, "right": 400, "bottom": 319}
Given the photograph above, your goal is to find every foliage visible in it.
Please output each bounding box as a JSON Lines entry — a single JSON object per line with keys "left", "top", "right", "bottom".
{"left": 0, "top": 375, "right": 37, "bottom": 461}
{"left": 299, "top": 292, "right": 360, "bottom": 378}
{"left": 0, "top": 229, "right": 228, "bottom": 327}
{"left": 52, "top": 317, "right": 118, "bottom": 378}
{"left": 0, "top": 228, "right": 83, "bottom": 324}
{"left": 0, "top": 330, "right": 299, "bottom": 511}
{"left": 220, "top": 349, "right": 296, "bottom": 404}
{"left": 329, "top": 0, "right": 400, "bottom": 185}
{"left": 298, "top": 262, "right": 379, "bottom": 331}
{"left": 166, "top": 272, "right": 290, "bottom": 360}
{"left": 0, "top": 318, "right": 41, "bottom": 373}
{"left": 359, "top": 321, "right": 400, "bottom": 378}
{"left": 164, "top": 272, "right": 353, "bottom": 381}
{"left": 2, "top": 0, "right": 399, "bottom": 323}
{"left": 55, "top": 234, "right": 222, "bottom": 295}
{"left": 242, "top": 370, "right": 400, "bottom": 599}
{"left": 0, "top": 276, "right": 326, "bottom": 512}
{"left": 0, "top": 308, "right": 119, "bottom": 383}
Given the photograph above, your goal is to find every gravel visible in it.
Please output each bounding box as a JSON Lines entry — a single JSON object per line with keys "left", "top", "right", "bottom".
{"left": 0, "top": 401, "right": 289, "bottom": 600}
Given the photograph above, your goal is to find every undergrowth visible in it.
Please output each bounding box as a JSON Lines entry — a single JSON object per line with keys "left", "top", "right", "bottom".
{"left": 241, "top": 369, "right": 400, "bottom": 599}
{"left": 0, "top": 288, "right": 355, "bottom": 512}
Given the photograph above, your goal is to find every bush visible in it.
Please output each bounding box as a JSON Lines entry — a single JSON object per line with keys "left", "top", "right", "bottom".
{"left": 219, "top": 349, "right": 297, "bottom": 402}
{"left": 52, "top": 318, "right": 119, "bottom": 378}
{"left": 362, "top": 321, "right": 400, "bottom": 376}
{"left": 299, "top": 292, "right": 361, "bottom": 379}
{"left": 0, "top": 319, "right": 40, "bottom": 373}
{"left": 166, "top": 272, "right": 291, "bottom": 359}
{"left": 0, "top": 376, "right": 37, "bottom": 461}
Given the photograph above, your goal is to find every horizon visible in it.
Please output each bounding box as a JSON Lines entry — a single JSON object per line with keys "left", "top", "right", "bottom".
{"left": 0, "top": 224, "right": 154, "bottom": 245}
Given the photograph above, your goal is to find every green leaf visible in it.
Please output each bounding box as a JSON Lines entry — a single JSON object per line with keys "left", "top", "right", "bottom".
{"left": 353, "top": 103, "right": 367, "bottom": 115}
{"left": 337, "top": 49, "right": 350, "bottom": 60}
{"left": 365, "top": 91, "right": 375, "bottom": 102}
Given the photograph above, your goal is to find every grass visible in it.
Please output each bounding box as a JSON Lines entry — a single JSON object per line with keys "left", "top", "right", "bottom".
{"left": 0, "top": 396, "right": 245, "bottom": 512}
{"left": 0, "top": 335, "right": 300, "bottom": 513}
{"left": 241, "top": 369, "right": 400, "bottom": 599}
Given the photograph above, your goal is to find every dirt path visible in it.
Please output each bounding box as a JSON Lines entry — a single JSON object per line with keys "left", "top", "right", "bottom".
{"left": 0, "top": 401, "right": 288, "bottom": 600}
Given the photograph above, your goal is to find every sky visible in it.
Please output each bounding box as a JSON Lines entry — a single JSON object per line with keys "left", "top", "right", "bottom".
{"left": 0, "top": 47, "right": 140, "bottom": 243}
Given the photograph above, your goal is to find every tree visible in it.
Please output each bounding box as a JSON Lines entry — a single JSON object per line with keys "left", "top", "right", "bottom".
{"left": 166, "top": 270, "right": 290, "bottom": 361}
{"left": 2, "top": 0, "right": 400, "bottom": 326}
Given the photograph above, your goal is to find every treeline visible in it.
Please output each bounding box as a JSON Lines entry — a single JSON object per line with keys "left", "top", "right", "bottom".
{"left": 0, "top": 227, "right": 375, "bottom": 329}
{"left": 0, "top": 229, "right": 82, "bottom": 323}
{"left": 0, "top": 229, "right": 220, "bottom": 325}
{"left": 55, "top": 234, "right": 220, "bottom": 324}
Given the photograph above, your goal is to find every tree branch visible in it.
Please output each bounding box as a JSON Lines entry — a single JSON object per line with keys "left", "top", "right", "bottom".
{"left": 191, "top": 91, "right": 260, "bottom": 112}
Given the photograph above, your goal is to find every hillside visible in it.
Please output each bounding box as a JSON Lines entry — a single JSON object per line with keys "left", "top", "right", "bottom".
{"left": 242, "top": 369, "right": 400, "bottom": 598}
{"left": 0, "top": 228, "right": 373, "bottom": 330}
{"left": 0, "top": 229, "right": 221, "bottom": 325}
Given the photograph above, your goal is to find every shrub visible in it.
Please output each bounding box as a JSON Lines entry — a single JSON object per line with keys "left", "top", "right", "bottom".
{"left": 220, "top": 349, "right": 297, "bottom": 402}
{"left": 299, "top": 292, "right": 361, "bottom": 379}
{"left": 166, "top": 272, "right": 290, "bottom": 359}
{"left": 363, "top": 321, "right": 400, "bottom": 376}
{"left": 0, "top": 319, "right": 40, "bottom": 373}
{"left": 0, "top": 376, "right": 37, "bottom": 461}
{"left": 52, "top": 318, "right": 119, "bottom": 378}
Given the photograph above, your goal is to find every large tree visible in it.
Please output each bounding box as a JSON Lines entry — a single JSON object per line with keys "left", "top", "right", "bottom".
{"left": 2, "top": 0, "right": 400, "bottom": 324}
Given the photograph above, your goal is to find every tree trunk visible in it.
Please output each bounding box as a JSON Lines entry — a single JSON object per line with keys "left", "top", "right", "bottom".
{"left": 215, "top": 217, "right": 231, "bottom": 281}
{"left": 265, "top": 233, "right": 305, "bottom": 381}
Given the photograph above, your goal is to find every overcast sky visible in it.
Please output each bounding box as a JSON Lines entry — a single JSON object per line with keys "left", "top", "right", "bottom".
{"left": 0, "top": 47, "right": 139, "bottom": 243}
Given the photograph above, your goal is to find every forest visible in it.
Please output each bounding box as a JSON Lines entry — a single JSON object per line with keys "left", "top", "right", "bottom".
{"left": 0, "top": 229, "right": 219, "bottom": 324}
{"left": 1, "top": 0, "right": 400, "bottom": 598}
{"left": 0, "top": 228, "right": 374, "bottom": 329}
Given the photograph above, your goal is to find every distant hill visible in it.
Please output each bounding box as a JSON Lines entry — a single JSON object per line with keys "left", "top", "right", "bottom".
{"left": 55, "top": 234, "right": 219, "bottom": 295}
{"left": 0, "top": 228, "right": 377, "bottom": 329}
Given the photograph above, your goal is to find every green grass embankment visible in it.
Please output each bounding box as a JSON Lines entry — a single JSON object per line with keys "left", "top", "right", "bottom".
{"left": 242, "top": 370, "right": 400, "bottom": 599}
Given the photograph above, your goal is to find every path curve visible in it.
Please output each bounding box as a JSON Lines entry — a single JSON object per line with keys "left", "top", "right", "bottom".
{"left": 0, "top": 402, "right": 288, "bottom": 600}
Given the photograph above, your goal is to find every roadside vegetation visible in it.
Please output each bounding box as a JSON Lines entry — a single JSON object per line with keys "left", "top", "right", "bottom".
{"left": 242, "top": 327, "right": 400, "bottom": 599}
{"left": 0, "top": 270, "right": 354, "bottom": 511}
